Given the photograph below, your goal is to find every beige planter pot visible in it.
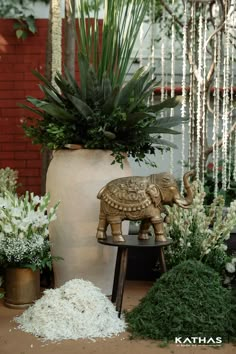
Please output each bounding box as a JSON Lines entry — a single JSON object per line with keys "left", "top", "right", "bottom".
{"left": 46, "top": 149, "right": 132, "bottom": 295}
{"left": 4, "top": 268, "right": 40, "bottom": 309}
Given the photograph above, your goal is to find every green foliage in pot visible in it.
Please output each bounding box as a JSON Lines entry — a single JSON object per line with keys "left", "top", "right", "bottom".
{"left": 0, "top": 191, "right": 61, "bottom": 272}
{"left": 126, "top": 260, "right": 236, "bottom": 342}
{"left": 21, "top": 0, "right": 185, "bottom": 166}
{"left": 164, "top": 180, "right": 236, "bottom": 283}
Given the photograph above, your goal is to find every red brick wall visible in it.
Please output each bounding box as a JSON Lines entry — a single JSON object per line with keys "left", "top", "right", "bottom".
{"left": 0, "top": 19, "right": 48, "bottom": 195}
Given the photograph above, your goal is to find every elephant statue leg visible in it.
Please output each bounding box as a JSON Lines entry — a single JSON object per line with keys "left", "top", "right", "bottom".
{"left": 151, "top": 216, "right": 167, "bottom": 242}
{"left": 96, "top": 210, "right": 108, "bottom": 240}
{"left": 108, "top": 216, "right": 125, "bottom": 242}
{"left": 138, "top": 219, "right": 151, "bottom": 240}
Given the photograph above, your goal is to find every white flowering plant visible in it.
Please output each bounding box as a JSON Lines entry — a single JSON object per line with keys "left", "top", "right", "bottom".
{"left": 0, "top": 191, "right": 60, "bottom": 271}
{"left": 164, "top": 180, "right": 236, "bottom": 282}
{"left": 0, "top": 167, "right": 18, "bottom": 195}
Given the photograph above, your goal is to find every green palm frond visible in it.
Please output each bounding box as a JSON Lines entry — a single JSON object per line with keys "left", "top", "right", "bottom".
{"left": 76, "top": 0, "right": 149, "bottom": 88}
{"left": 21, "top": 0, "right": 186, "bottom": 167}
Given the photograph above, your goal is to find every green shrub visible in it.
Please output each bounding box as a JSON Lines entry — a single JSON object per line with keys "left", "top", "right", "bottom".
{"left": 126, "top": 260, "right": 236, "bottom": 342}
{"left": 164, "top": 180, "right": 236, "bottom": 282}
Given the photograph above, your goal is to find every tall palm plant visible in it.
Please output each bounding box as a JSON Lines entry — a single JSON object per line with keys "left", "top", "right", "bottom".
{"left": 22, "top": 0, "right": 185, "bottom": 167}
{"left": 77, "top": 0, "right": 149, "bottom": 88}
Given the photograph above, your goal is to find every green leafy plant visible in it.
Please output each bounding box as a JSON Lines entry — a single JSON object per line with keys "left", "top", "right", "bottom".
{"left": 0, "top": 0, "right": 49, "bottom": 39}
{"left": 163, "top": 180, "right": 236, "bottom": 282}
{"left": 13, "top": 15, "right": 37, "bottom": 40}
{"left": 21, "top": 0, "right": 185, "bottom": 166}
{"left": 126, "top": 260, "right": 236, "bottom": 342}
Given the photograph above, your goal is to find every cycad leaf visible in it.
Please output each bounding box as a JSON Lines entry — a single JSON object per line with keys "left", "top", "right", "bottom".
{"left": 116, "top": 66, "right": 148, "bottom": 107}
{"left": 78, "top": 53, "right": 89, "bottom": 100}
{"left": 128, "top": 79, "right": 157, "bottom": 112}
{"left": 151, "top": 137, "right": 178, "bottom": 149}
{"left": 125, "top": 112, "right": 155, "bottom": 127}
{"left": 64, "top": 67, "right": 82, "bottom": 96}
{"left": 148, "top": 96, "right": 183, "bottom": 112}
{"left": 27, "top": 98, "right": 74, "bottom": 121}
{"left": 102, "top": 75, "right": 112, "bottom": 100}
{"left": 19, "top": 103, "right": 45, "bottom": 118}
{"left": 86, "top": 66, "right": 100, "bottom": 101}
{"left": 155, "top": 116, "right": 188, "bottom": 128}
{"left": 40, "top": 85, "right": 64, "bottom": 106}
{"left": 145, "top": 126, "right": 181, "bottom": 134}
{"left": 32, "top": 70, "right": 57, "bottom": 92}
{"left": 54, "top": 73, "right": 76, "bottom": 96}
{"left": 101, "top": 86, "right": 120, "bottom": 115}
{"left": 67, "top": 94, "right": 94, "bottom": 119}
{"left": 133, "top": 67, "right": 154, "bottom": 98}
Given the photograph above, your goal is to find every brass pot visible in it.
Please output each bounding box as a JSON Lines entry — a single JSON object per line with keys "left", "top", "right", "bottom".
{"left": 4, "top": 267, "right": 40, "bottom": 309}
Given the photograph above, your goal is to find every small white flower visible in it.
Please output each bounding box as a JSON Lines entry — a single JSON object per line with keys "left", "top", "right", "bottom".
{"left": 11, "top": 207, "right": 21, "bottom": 217}
{"left": 3, "top": 224, "right": 13, "bottom": 234}
{"left": 226, "top": 262, "right": 236, "bottom": 273}
{"left": 220, "top": 244, "right": 228, "bottom": 251}
{"left": 31, "top": 195, "right": 40, "bottom": 205}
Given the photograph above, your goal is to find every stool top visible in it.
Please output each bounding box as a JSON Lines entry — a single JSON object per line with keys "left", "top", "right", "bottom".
{"left": 97, "top": 235, "right": 172, "bottom": 248}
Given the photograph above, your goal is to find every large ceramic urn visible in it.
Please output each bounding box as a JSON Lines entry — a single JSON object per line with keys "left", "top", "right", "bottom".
{"left": 46, "top": 149, "right": 132, "bottom": 295}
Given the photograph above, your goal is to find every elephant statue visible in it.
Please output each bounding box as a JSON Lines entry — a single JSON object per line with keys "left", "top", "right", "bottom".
{"left": 96, "top": 170, "right": 195, "bottom": 243}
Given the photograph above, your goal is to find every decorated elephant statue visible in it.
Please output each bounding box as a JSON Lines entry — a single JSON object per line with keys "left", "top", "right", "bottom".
{"left": 96, "top": 170, "right": 195, "bottom": 242}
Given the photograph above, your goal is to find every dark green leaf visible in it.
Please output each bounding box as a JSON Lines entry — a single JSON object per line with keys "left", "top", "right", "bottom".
{"left": 146, "top": 126, "right": 181, "bottom": 134}
{"left": 148, "top": 96, "right": 183, "bottom": 113}
{"left": 67, "top": 94, "right": 94, "bottom": 119}
{"left": 152, "top": 138, "right": 178, "bottom": 149}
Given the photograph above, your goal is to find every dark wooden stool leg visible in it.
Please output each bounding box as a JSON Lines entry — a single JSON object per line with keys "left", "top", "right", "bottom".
{"left": 157, "top": 247, "right": 167, "bottom": 273}
{"left": 111, "top": 247, "right": 122, "bottom": 303}
{"left": 115, "top": 248, "right": 128, "bottom": 317}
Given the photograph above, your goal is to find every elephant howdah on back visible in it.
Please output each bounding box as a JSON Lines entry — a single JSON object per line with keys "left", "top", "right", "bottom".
{"left": 96, "top": 170, "right": 195, "bottom": 243}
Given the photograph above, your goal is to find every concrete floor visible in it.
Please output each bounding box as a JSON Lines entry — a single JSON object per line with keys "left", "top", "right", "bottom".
{"left": 0, "top": 280, "right": 235, "bottom": 354}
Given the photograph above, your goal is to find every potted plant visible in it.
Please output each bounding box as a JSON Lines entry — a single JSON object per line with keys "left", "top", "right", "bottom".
{"left": 163, "top": 180, "right": 236, "bottom": 285}
{"left": 20, "top": 0, "right": 184, "bottom": 294}
{"left": 0, "top": 191, "right": 60, "bottom": 308}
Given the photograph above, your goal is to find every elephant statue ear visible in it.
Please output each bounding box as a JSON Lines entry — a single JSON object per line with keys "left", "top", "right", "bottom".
{"left": 146, "top": 184, "right": 161, "bottom": 208}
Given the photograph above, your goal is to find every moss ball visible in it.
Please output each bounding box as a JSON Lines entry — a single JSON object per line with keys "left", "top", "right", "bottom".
{"left": 126, "top": 260, "right": 236, "bottom": 342}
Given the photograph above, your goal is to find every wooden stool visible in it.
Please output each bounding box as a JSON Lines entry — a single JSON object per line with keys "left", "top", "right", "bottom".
{"left": 98, "top": 235, "right": 172, "bottom": 317}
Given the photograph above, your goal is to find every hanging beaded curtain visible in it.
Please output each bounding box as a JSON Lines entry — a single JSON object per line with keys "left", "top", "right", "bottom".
{"left": 182, "top": 0, "right": 235, "bottom": 193}
{"left": 180, "top": 0, "right": 188, "bottom": 192}
{"left": 170, "top": 0, "right": 176, "bottom": 174}
{"left": 161, "top": 6, "right": 166, "bottom": 110}
{"left": 213, "top": 30, "right": 221, "bottom": 197}
{"left": 188, "top": 0, "right": 196, "bottom": 169}
{"left": 231, "top": 0, "right": 236, "bottom": 182}
{"left": 151, "top": 0, "right": 156, "bottom": 104}
{"left": 51, "top": 0, "right": 62, "bottom": 88}
{"left": 146, "top": 0, "right": 236, "bottom": 190}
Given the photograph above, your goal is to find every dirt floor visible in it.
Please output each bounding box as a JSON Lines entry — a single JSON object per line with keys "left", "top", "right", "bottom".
{"left": 0, "top": 280, "right": 235, "bottom": 354}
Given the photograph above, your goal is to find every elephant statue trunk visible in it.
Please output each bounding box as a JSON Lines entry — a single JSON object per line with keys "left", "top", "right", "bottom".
{"left": 96, "top": 170, "right": 195, "bottom": 243}
{"left": 175, "top": 170, "right": 195, "bottom": 209}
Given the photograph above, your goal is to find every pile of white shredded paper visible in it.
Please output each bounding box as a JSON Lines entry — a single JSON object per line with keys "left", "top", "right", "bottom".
{"left": 14, "top": 279, "right": 126, "bottom": 341}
